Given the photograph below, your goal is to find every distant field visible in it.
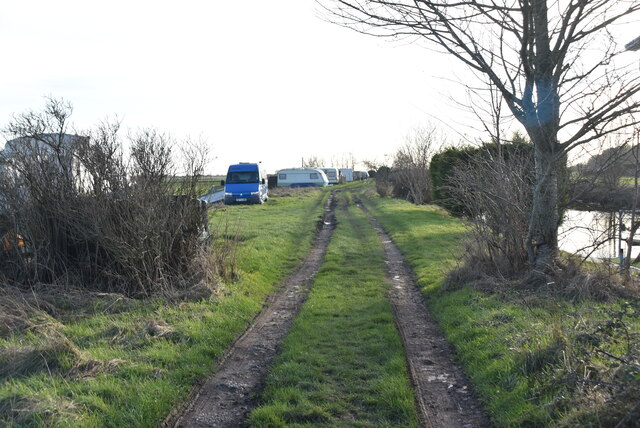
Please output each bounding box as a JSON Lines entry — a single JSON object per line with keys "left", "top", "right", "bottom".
{"left": 168, "top": 175, "right": 225, "bottom": 195}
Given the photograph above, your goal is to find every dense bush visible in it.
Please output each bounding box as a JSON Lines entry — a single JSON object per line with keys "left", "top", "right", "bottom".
{"left": 430, "top": 137, "right": 534, "bottom": 216}
{"left": 374, "top": 165, "right": 393, "bottom": 197}
{"left": 0, "top": 99, "right": 213, "bottom": 297}
{"left": 429, "top": 146, "right": 477, "bottom": 215}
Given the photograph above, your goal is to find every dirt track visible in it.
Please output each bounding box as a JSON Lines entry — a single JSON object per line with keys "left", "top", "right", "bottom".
{"left": 166, "top": 192, "right": 489, "bottom": 427}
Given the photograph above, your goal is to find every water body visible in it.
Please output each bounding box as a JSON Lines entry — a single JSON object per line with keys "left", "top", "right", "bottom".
{"left": 559, "top": 209, "right": 640, "bottom": 261}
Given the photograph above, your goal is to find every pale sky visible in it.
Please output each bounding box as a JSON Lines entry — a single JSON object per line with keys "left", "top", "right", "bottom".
{"left": 0, "top": 0, "right": 475, "bottom": 174}
{"left": 1, "top": 1, "right": 638, "bottom": 174}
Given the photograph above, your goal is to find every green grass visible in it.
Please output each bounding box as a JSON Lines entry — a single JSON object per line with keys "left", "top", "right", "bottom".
{"left": 248, "top": 190, "right": 419, "bottom": 428}
{"left": 5, "top": 181, "right": 637, "bottom": 427}
{"left": 0, "top": 189, "right": 327, "bottom": 427}
{"left": 618, "top": 176, "right": 638, "bottom": 186}
{"left": 353, "top": 182, "right": 640, "bottom": 427}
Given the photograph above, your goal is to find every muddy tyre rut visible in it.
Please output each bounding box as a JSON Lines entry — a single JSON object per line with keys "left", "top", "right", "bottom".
{"left": 355, "top": 198, "right": 490, "bottom": 428}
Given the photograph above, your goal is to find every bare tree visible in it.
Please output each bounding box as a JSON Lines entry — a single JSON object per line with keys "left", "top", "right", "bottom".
{"left": 392, "top": 126, "right": 440, "bottom": 204}
{"left": 321, "top": 0, "right": 640, "bottom": 274}
{"left": 334, "top": 152, "right": 357, "bottom": 170}
{"left": 302, "top": 155, "right": 325, "bottom": 168}
{"left": 362, "top": 158, "right": 381, "bottom": 171}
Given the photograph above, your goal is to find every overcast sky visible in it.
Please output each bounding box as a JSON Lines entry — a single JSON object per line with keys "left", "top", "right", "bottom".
{"left": 1, "top": 1, "right": 638, "bottom": 174}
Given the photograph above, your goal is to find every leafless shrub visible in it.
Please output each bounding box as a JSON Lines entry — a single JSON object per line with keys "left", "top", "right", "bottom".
{"left": 443, "top": 239, "right": 519, "bottom": 291}
{"left": 302, "top": 155, "right": 325, "bottom": 168}
{"left": 447, "top": 145, "right": 534, "bottom": 276}
{"left": 0, "top": 98, "right": 216, "bottom": 297}
{"left": 550, "top": 258, "right": 639, "bottom": 302}
{"left": 208, "top": 215, "right": 241, "bottom": 282}
{"left": 391, "top": 127, "right": 440, "bottom": 204}
{"left": 375, "top": 179, "right": 393, "bottom": 198}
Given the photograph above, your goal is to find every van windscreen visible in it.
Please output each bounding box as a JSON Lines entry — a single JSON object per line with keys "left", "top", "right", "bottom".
{"left": 227, "top": 171, "right": 259, "bottom": 184}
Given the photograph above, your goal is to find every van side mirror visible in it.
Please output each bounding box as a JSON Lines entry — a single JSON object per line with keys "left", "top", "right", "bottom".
{"left": 221, "top": 180, "right": 225, "bottom": 186}
{"left": 261, "top": 178, "right": 266, "bottom": 185}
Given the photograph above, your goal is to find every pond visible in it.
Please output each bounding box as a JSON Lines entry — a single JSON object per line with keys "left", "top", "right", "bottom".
{"left": 559, "top": 209, "right": 640, "bottom": 262}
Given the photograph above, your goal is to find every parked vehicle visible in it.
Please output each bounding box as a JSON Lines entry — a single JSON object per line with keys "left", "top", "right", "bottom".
{"left": 276, "top": 168, "right": 329, "bottom": 188}
{"left": 223, "top": 163, "right": 268, "bottom": 204}
{"left": 339, "top": 168, "right": 354, "bottom": 183}
{"left": 354, "top": 170, "right": 370, "bottom": 180}
{"left": 200, "top": 190, "right": 224, "bottom": 204}
{"left": 320, "top": 167, "right": 339, "bottom": 185}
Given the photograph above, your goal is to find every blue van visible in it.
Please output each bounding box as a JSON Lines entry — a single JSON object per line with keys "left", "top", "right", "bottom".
{"left": 223, "top": 163, "right": 268, "bottom": 205}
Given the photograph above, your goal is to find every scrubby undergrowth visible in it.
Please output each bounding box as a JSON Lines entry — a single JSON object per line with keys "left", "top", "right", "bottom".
{"left": 0, "top": 187, "right": 327, "bottom": 427}
{"left": 445, "top": 252, "right": 640, "bottom": 426}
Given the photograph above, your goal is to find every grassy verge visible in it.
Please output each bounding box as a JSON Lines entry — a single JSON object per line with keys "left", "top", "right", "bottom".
{"left": 353, "top": 182, "right": 640, "bottom": 427}
{"left": 248, "top": 190, "right": 419, "bottom": 427}
{"left": 0, "top": 190, "right": 327, "bottom": 427}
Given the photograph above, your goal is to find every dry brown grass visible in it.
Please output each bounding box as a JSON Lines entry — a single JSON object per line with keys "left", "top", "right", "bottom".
{"left": 553, "top": 258, "right": 640, "bottom": 302}
{"left": 268, "top": 187, "right": 321, "bottom": 198}
{"left": 0, "top": 335, "right": 82, "bottom": 379}
{"left": 445, "top": 239, "right": 640, "bottom": 303}
{"left": 171, "top": 281, "right": 216, "bottom": 302}
{"left": 0, "top": 287, "right": 62, "bottom": 338}
{"left": 143, "top": 320, "right": 182, "bottom": 342}
{"left": 0, "top": 394, "right": 81, "bottom": 427}
{"left": 0, "top": 285, "right": 131, "bottom": 386}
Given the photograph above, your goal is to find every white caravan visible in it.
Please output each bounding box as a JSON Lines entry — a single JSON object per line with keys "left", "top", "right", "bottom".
{"left": 339, "top": 168, "right": 354, "bottom": 183}
{"left": 354, "top": 171, "right": 370, "bottom": 180}
{"left": 276, "top": 168, "right": 329, "bottom": 188}
{"left": 320, "top": 167, "right": 339, "bottom": 185}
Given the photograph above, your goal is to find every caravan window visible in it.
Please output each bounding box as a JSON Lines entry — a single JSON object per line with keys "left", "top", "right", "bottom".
{"left": 310, "top": 173, "right": 318, "bottom": 179}
{"left": 278, "top": 173, "right": 286, "bottom": 180}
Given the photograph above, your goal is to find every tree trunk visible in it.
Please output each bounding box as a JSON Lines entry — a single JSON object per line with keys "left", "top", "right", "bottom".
{"left": 523, "top": 0, "right": 562, "bottom": 274}
{"left": 526, "top": 145, "right": 560, "bottom": 272}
